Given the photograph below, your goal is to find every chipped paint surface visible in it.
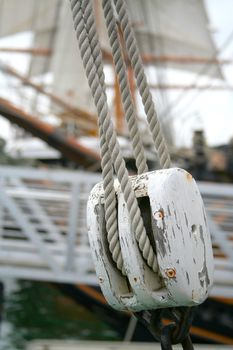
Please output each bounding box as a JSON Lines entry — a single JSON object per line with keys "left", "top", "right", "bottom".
{"left": 198, "top": 226, "right": 211, "bottom": 291}
{"left": 87, "top": 183, "right": 139, "bottom": 311}
{"left": 148, "top": 168, "right": 214, "bottom": 305}
{"left": 186, "top": 172, "right": 193, "bottom": 182}
{"left": 87, "top": 168, "right": 214, "bottom": 312}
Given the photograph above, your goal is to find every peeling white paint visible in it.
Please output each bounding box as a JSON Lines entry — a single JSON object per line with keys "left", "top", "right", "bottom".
{"left": 87, "top": 168, "right": 214, "bottom": 311}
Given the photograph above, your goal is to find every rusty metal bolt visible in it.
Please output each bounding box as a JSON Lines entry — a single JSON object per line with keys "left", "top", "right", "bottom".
{"left": 154, "top": 209, "right": 164, "bottom": 220}
{"left": 186, "top": 172, "right": 193, "bottom": 182}
{"left": 165, "top": 268, "right": 176, "bottom": 279}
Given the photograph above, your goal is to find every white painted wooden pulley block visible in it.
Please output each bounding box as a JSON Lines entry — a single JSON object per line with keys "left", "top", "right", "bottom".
{"left": 87, "top": 168, "right": 214, "bottom": 312}
{"left": 87, "top": 181, "right": 140, "bottom": 311}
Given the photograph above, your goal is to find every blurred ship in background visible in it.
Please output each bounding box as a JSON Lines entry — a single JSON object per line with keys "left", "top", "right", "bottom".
{"left": 0, "top": 0, "right": 232, "bottom": 170}
{"left": 0, "top": 0, "right": 233, "bottom": 346}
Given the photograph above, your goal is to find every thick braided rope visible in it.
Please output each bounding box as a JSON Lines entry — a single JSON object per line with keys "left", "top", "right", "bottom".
{"left": 70, "top": 0, "right": 158, "bottom": 273}
{"left": 81, "top": 0, "right": 125, "bottom": 273}
{"left": 114, "top": 0, "right": 171, "bottom": 169}
{"left": 102, "top": 0, "right": 148, "bottom": 175}
{"left": 81, "top": 0, "right": 158, "bottom": 273}
{"left": 70, "top": 0, "right": 124, "bottom": 273}
{"left": 98, "top": 0, "right": 148, "bottom": 270}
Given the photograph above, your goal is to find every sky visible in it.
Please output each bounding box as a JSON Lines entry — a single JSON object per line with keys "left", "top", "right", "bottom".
{"left": 0, "top": 0, "right": 232, "bottom": 149}
{"left": 172, "top": 0, "right": 233, "bottom": 147}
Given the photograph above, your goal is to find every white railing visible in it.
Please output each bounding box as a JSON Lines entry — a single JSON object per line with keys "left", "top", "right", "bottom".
{"left": 0, "top": 166, "right": 101, "bottom": 284}
{"left": 0, "top": 166, "right": 232, "bottom": 297}
{"left": 199, "top": 182, "right": 233, "bottom": 297}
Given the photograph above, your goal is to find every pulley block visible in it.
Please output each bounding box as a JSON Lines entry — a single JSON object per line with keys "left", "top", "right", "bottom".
{"left": 87, "top": 168, "right": 214, "bottom": 312}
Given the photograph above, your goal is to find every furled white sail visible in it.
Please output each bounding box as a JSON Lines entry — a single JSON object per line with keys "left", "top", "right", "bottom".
{"left": 0, "top": 0, "right": 59, "bottom": 37}
{"left": 99, "top": 0, "right": 222, "bottom": 78}
{"left": 0, "top": 0, "right": 221, "bottom": 74}
{"left": 0, "top": 0, "right": 222, "bottom": 114}
{"left": 49, "top": 1, "right": 96, "bottom": 114}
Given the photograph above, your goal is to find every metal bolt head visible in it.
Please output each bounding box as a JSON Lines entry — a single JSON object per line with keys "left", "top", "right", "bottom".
{"left": 154, "top": 209, "right": 164, "bottom": 220}
{"left": 186, "top": 172, "right": 193, "bottom": 182}
{"left": 165, "top": 268, "right": 176, "bottom": 278}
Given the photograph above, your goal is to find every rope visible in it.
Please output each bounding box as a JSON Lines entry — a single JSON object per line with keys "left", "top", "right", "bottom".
{"left": 102, "top": 0, "right": 148, "bottom": 175}
{"left": 82, "top": 0, "right": 126, "bottom": 272}
{"left": 69, "top": 4, "right": 196, "bottom": 348}
{"left": 70, "top": 0, "right": 122, "bottom": 272}
{"left": 70, "top": 0, "right": 158, "bottom": 274}
{"left": 114, "top": 0, "right": 171, "bottom": 169}
{"left": 82, "top": 1, "right": 128, "bottom": 273}
{"left": 82, "top": 0, "right": 158, "bottom": 273}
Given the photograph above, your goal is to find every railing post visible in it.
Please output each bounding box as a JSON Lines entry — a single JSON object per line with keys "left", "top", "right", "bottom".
{"left": 65, "top": 182, "right": 80, "bottom": 271}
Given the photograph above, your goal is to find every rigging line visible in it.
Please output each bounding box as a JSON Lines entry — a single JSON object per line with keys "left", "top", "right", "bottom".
{"left": 102, "top": 0, "right": 148, "bottom": 175}
{"left": 114, "top": 0, "right": 171, "bottom": 169}
{"left": 161, "top": 27, "right": 233, "bottom": 122}
{"left": 70, "top": 0, "right": 158, "bottom": 273}
{"left": 102, "top": 0, "right": 148, "bottom": 273}
{"left": 0, "top": 61, "right": 97, "bottom": 126}
{"left": 79, "top": 0, "right": 122, "bottom": 273}
{"left": 81, "top": 0, "right": 158, "bottom": 274}
{"left": 71, "top": 0, "right": 120, "bottom": 272}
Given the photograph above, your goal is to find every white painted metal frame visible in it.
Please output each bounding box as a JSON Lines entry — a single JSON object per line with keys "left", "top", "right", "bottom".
{"left": 0, "top": 166, "right": 101, "bottom": 284}
{"left": 198, "top": 182, "right": 233, "bottom": 297}
{"left": 0, "top": 165, "right": 231, "bottom": 300}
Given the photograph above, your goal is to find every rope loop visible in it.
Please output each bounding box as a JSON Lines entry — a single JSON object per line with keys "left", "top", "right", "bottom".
{"left": 70, "top": 0, "right": 159, "bottom": 275}
{"left": 69, "top": 3, "right": 196, "bottom": 348}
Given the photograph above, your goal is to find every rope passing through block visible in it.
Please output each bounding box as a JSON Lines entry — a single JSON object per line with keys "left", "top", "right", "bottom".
{"left": 87, "top": 168, "right": 214, "bottom": 312}
{"left": 69, "top": 0, "right": 214, "bottom": 348}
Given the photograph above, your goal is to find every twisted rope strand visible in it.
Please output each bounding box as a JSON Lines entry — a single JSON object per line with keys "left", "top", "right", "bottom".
{"left": 81, "top": 0, "right": 125, "bottom": 273}
{"left": 82, "top": 0, "right": 158, "bottom": 273}
{"left": 70, "top": 0, "right": 158, "bottom": 273}
{"left": 70, "top": 0, "right": 123, "bottom": 272}
{"left": 114, "top": 0, "right": 171, "bottom": 169}
{"left": 102, "top": 0, "right": 148, "bottom": 175}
